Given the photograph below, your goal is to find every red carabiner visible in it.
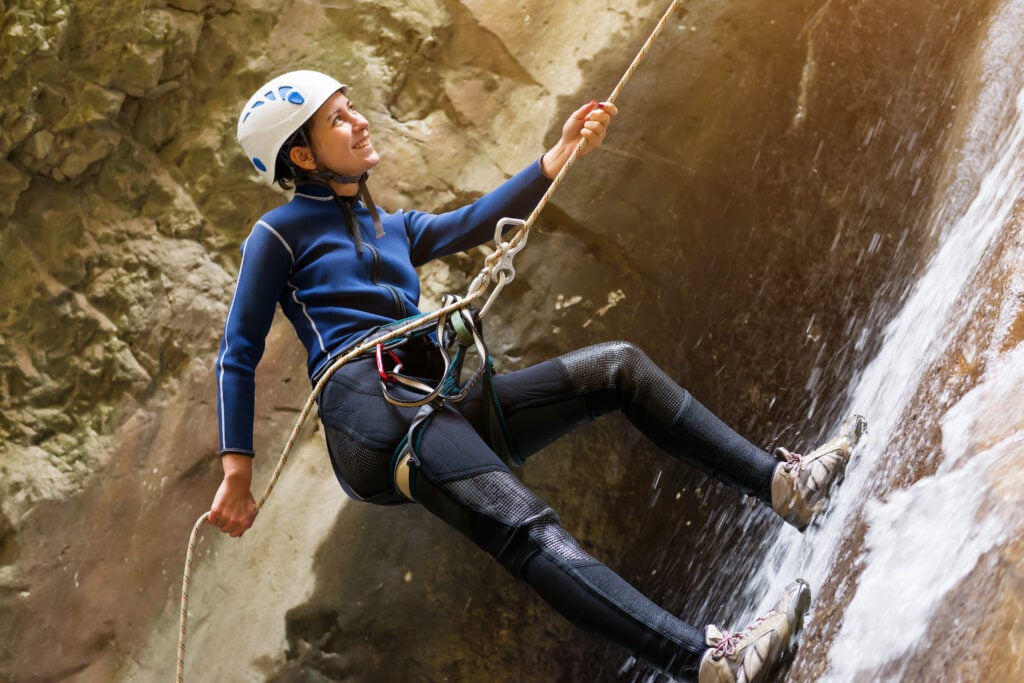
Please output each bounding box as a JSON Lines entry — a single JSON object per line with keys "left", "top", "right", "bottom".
{"left": 375, "top": 343, "right": 403, "bottom": 381}
{"left": 375, "top": 343, "right": 388, "bottom": 380}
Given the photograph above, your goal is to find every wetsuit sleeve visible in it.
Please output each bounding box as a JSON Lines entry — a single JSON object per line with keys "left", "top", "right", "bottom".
{"left": 216, "top": 221, "right": 293, "bottom": 456}
{"left": 403, "top": 158, "right": 552, "bottom": 266}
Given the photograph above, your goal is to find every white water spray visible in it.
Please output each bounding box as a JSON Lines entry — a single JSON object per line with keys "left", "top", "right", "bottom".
{"left": 746, "top": 1, "right": 1024, "bottom": 679}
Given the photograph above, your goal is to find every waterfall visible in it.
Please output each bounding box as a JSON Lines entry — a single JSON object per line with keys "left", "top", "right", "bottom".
{"left": 747, "top": 1, "right": 1024, "bottom": 680}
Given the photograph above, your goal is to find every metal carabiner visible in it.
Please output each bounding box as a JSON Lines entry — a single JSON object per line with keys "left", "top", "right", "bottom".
{"left": 491, "top": 217, "right": 528, "bottom": 285}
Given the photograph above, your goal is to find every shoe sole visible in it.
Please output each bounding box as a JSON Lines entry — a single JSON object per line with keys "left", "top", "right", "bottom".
{"left": 788, "top": 578, "right": 812, "bottom": 638}
{"left": 748, "top": 580, "right": 812, "bottom": 683}
{"left": 804, "top": 415, "right": 869, "bottom": 529}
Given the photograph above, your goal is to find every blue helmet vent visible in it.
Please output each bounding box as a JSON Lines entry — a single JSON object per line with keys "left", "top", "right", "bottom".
{"left": 252, "top": 157, "right": 267, "bottom": 172}
{"left": 241, "top": 86, "right": 306, "bottom": 125}
{"left": 278, "top": 86, "right": 305, "bottom": 104}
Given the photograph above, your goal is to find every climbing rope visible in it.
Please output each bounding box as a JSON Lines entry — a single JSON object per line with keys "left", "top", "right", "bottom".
{"left": 176, "top": 1, "right": 680, "bottom": 680}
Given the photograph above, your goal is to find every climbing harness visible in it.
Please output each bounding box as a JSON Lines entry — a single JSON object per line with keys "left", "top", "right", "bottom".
{"left": 176, "top": 2, "right": 681, "bottom": 680}
{"left": 376, "top": 297, "right": 523, "bottom": 500}
{"left": 367, "top": 296, "right": 491, "bottom": 409}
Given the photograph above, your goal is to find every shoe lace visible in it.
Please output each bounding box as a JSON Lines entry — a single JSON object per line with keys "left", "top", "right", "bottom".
{"left": 711, "top": 614, "right": 769, "bottom": 660}
{"left": 778, "top": 448, "right": 804, "bottom": 475}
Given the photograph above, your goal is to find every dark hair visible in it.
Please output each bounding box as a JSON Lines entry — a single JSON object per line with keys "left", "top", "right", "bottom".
{"left": 273, "top": 120, "right": 315, "bottom": 190}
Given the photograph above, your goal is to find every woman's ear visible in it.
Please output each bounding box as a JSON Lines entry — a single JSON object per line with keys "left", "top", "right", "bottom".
{"left": 289, "top": 145, "right": 318, "bottom": 171}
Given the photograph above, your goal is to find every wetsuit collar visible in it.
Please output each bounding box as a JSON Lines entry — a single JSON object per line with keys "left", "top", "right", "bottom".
{"left": 295, "top": 182, "right": 349, "bottom": 199}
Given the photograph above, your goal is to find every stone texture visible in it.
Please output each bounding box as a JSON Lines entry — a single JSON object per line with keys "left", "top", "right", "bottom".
{"left": 0, "top": 0, "right": 1022, "bottom": 681}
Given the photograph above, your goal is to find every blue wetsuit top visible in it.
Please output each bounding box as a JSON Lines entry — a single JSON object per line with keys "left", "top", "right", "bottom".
{"left": 217, "top": 159, "right": 552, "bottom": 456}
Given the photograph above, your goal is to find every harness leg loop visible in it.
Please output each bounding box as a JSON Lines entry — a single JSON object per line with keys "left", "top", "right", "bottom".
{"left": 391, "top": 404, "right": 437, "bottom": 501}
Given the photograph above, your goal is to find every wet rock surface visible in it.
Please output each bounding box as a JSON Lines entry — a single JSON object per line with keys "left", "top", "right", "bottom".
{"left": 1, "top": 0, "right": 1021, "bottom": 681}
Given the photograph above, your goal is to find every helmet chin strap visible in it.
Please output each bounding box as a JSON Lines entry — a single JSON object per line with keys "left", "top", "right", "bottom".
{"left": 311, "top": 168, "right": 365, "bottom": 185}
{"left": 355, "top": 174, "right": 385, "bottom": 239}
{"left": 292, "top": 129, "right": 386, "bottom": 241}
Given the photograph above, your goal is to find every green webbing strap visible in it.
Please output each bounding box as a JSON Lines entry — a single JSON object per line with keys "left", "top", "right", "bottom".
{"left": 449, "top": 307, "right": 475, "bottom": 346}
{"left": 375, "top": 312, "right": 433, "bottom": 349}
{"left": 482, "top": 356, "right": 522, "bottom": 465}
{"left": 438, "top": 304, "right": 476, "bottom": 397}
{"left": 439, "top": 345, "right": 466, "bottom": 397}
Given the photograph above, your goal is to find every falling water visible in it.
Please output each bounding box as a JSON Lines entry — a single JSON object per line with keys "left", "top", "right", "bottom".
{"left": 742, "top": 1, "right": 1024, "bottom": 680}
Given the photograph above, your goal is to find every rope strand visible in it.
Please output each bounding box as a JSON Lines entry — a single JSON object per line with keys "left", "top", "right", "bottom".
{"left": 176, "top": 2, "right": 680, "bottom": 679}
{"left": 516, "top": 0, "right": 680, "bottom": 241}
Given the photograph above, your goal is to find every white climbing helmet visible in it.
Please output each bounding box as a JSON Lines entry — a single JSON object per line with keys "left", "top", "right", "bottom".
{"left": 237, "top": 70, "right": 347, "bottom": 184}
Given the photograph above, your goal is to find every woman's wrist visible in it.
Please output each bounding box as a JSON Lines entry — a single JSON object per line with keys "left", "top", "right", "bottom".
{"left": 221, "top": 452, "right": 253, "bottom": 484}
{"left": 540, "top": 141, "right": 577, "bottom": 179}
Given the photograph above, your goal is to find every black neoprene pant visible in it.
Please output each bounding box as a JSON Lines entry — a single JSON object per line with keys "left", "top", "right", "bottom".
{"left": 317, "top": 341, "right": 778, "bottom": 679}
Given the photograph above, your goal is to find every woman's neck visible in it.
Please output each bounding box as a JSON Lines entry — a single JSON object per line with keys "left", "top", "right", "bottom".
{"left": 329, "top": 179, "right": 360, "bottom": 197}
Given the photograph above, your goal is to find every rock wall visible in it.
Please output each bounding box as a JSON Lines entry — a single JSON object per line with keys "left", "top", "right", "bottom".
{"left": 0, "top": 0, "right": 655, "bottom": 680}
{"left": 0, "top": 0, "right": 1016, "bottom": 681}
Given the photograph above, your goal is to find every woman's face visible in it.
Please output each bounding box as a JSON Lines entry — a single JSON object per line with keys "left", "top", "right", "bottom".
{"left": 308, "top": 90, "right": 380, "bottom": 177}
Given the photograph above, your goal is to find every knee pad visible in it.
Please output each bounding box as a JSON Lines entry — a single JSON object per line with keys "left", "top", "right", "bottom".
{"left": 417, "top": 469, "right": 590, "bottom": 578}
{"left": 557, "top": 341, "right": 689, "bottom": 426}
{"left": 525, "top": 516, "right": 593, "bottom": 567}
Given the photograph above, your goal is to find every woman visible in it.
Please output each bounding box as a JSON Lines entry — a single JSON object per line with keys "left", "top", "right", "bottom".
{"left": 210, "top": 70, "right": 864, "bottom": 682}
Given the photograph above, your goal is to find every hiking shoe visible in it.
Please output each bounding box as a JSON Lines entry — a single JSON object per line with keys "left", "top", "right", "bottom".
{"left": 771, "top": 415, "right": 867, "bottom": 530}
{"left": 698, "top": 579, "right": 811, "bottom": 683}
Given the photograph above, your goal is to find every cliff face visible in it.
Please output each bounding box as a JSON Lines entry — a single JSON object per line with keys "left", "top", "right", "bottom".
{"left": 0, "top": 1, "right": 659, "bottom": 679}
{"left": 1, "top": 0, "right": 1019, "bottom": 681}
